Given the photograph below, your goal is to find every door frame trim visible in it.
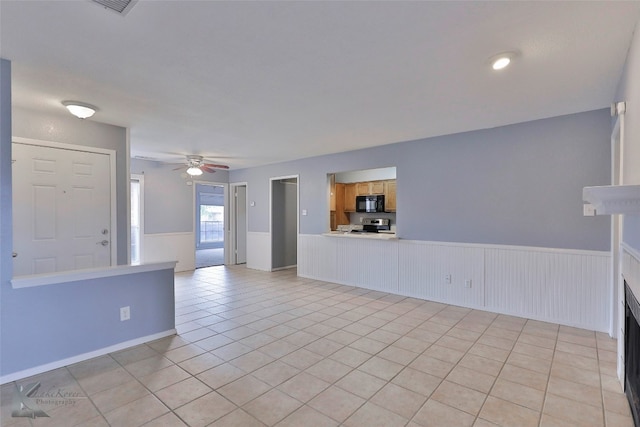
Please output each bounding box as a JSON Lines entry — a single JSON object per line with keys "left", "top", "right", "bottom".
{"left": 611, "top": 104, "right": 625, "bottom": 383}
{"left": 229, "top": 182, "right": 248, "bottom": 265}
{"left": 130, "top": 174, "right": 145, "bottom": 264}
{"left": 12, "top": 136, "right": 118, "bottom": 270}
{"left": 269, "top": 174, "right": 299, "bottom": 272}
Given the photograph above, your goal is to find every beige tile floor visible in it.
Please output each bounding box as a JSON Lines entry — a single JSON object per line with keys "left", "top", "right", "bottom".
{"left": 1, "top": 266, "right": 635, "bottom": 427}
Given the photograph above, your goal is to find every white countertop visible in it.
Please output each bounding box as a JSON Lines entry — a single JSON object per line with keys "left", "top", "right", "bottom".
{"left": 324, "top": 231, "right": 398, "bottom": 240}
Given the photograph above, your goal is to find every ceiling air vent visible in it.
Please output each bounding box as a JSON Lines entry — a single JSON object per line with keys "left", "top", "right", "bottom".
{"left": 91, "top": 0, "right": 138, "bottom": 16}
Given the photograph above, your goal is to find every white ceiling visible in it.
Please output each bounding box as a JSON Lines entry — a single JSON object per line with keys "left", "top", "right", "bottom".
{"left": 1, "top": 1, "right": 639, "bottom": 169}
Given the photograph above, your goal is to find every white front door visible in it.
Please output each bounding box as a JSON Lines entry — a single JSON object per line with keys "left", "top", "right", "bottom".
{"left": 12, "top": 142, "right": 112, "bottom": 276}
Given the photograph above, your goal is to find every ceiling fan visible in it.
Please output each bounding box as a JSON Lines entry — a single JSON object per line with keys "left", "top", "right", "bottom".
{"left": 172, "top": 155, "right": 229, "bottom": 176}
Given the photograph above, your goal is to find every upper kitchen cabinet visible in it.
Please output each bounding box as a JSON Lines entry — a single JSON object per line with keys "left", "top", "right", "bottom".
{"left": 330, "top": 174, "right": 336, "bottom": 211}
{"left": 356, "top": 182, "right": 370, "bottom": 196}
{"left": 356, "top": 180, "right": 385, "bottom": 195}
{"left": 344, "top": 183, "right": 357, "bottom": 212}
{"left": 385, "top": 180, "right": 396, "bottom": 212}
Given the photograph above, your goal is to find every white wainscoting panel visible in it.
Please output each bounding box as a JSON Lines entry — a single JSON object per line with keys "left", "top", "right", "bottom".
{"left": 298, "top": 234, "right": 337, "bottom": 282}
{"left": 298, "top": 234, "right": 611, "bottom": 332}
{"left": 335, "top": 237, "right": 398, "bottom": 293}
{"left": 298, "top": 234, "right": 398, "bottom": 292}
{"left": 143, "top": 232, "right": 194, "bottom": 272}
{"left": 247, "top": 232, "right": 271, "bottom": 271}
{"left": 398, "top": 241, "right": 484, "bottom": 308}
{"left": 485, "top": 247, "right": 610, "bottom": 331}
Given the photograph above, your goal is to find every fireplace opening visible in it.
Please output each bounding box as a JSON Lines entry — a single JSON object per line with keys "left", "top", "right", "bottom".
{"left": 625, "top": 282, "right": 640, "bottom": 427}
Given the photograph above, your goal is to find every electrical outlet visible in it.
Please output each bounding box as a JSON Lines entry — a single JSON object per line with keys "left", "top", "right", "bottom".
{"left": 445, "top": 274, "right": 452, "bottom": 284}
{"left": 120, "top": 306, "right": 130, "bottom": 321}
{"left": 465, "top": 280, "right": 472, "bottom": 289}
{"left": 583, "top": 203, "right": 596, "bottom": 216}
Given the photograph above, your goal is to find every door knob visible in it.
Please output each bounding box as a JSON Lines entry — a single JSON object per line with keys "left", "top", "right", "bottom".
{"left": 12, "top": 252, "right": 17, "bottom": 258}
{"left": 97, "top": 240, "right": 109, "bottom": 246}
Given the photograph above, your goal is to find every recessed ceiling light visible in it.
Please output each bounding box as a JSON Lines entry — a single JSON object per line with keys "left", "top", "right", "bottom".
{"left": 62, "top": 101, "right": 97, "bottom": 119}
{"left": 489, "top": 52, "right": 517, "bottom": 71}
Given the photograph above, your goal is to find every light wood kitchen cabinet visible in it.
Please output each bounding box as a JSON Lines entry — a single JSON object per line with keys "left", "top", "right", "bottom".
{"left": 355, "top": 180, "right": 385, "bottom": 196}
{"left": 355, "top": 182, "right": 370, "bottom": 196}
{"left": 344, "top": 183, "right": 356, "bottom": 212}
{"left": 384, "top": 180, "right": 396, "bottom": 212}
{"left": 370, "top": 181, "right": 385, "bottom": 195}
{"left": 330, "top": 174, "right": 336, "bottom": 211}
{"left": 334, "top": 183, "right": 349, "bottom": 227}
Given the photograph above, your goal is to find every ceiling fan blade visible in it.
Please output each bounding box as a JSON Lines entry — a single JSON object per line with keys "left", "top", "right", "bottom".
{"left": 200, "top": 166, "right": 218, "bottom": 173}
{"left": 172, "top": 166, "right": 186, "bottom": 171}
{"left": 203, "top": 163, "right": 229, "bottom": 169}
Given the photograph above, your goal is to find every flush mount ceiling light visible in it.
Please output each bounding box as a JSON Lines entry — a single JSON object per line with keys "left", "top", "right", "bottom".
{"left": 489, "top": 52, "right": 517, "bottom": 71}
{"left": 62, "top": 101, "right": 97, "bottom": 119}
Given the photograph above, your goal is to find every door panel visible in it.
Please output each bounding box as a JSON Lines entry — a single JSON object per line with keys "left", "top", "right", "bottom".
{"left": 33, "top": 185, "right": 57, "bottom": 239}
{"left": 12, "top": 143, "right": 111, "bottom": 276}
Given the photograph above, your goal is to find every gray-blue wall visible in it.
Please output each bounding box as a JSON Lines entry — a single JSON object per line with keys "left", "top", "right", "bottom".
{"left": 231, "top": 109, "right": 611, "bottom": 251}
{"left": 1, "top": 270, "right": 175, "bottom": 376}
{"left": 1, "top": 59, "right": 175, "bottom": 378}
{"left": 0, "top": 60, "right": 12, "bottom": 292}
{"left": 131, "top": 158, "right": 229, "bottom": 234}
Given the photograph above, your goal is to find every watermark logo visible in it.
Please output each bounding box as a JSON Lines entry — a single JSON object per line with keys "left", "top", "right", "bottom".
{"left": 12, "top": 381, "right": 86, "bottom": 419}
{"left": 12, "top": 382, "right": 49, "bottom": 419}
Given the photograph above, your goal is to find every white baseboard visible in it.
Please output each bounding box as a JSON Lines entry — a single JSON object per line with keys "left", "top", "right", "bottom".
{"left": 0, "top": 329, "right": 176, "bottom": 385}
{"left": 272, "top": 264, "right": 297, "bottom": 271}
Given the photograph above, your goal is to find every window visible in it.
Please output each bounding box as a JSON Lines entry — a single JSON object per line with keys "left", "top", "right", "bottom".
{"left": 199, "top": 205, "right": 224, "bottom": 244}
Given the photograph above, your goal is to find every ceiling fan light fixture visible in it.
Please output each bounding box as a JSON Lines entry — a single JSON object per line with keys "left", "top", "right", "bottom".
{"left": 186, "top": 166, "right": 203, "bottom": 176}
{"left": 62, "top": 101, "right": 97, "bottom": 119}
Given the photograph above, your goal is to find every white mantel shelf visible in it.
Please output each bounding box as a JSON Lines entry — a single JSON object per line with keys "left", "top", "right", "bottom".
{"left": 583, "top": 185, "right": 640, "bottom": 215}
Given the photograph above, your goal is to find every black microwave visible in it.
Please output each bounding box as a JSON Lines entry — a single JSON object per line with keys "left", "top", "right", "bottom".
{"left": 356, "top": 195, "right": 385, "bottom": 213}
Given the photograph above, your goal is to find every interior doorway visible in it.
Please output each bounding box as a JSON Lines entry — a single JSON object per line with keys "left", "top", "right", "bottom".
{"left": 195, "top": 183, "right": 225, "bottom": 268}
{"left": 270, "top": 176, "right": 298, "bottom": 271}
